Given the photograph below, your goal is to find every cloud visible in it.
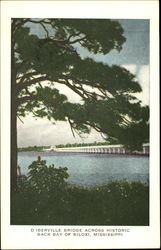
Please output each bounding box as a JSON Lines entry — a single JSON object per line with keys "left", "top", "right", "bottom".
{"left": 122, "top": 64, "right": 137, "bottom": 74}
{"left": 122, "top": 64, "right": 149, "bottom": 106}
{"left": 17, "top": 115, "right": 104, "bottom": 147}
{"left": 137, "top": 65, "right": 150, "bottom": 105}
{"left": 54, "top": 82, "right": 82, "bottom": 103}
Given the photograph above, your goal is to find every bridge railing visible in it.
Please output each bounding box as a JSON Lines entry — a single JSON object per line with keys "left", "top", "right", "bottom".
{"left": 54, "top": 144, "right": 149, "bottom": 155}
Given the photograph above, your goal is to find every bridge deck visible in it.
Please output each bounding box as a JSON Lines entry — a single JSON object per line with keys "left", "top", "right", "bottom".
{"left": 54, "top": 144, "right": 149, "bottom": 155}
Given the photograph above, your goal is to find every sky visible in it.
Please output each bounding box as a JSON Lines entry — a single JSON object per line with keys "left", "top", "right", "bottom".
{"left": 17, "top": 19, "right": 149, "bottom": 147}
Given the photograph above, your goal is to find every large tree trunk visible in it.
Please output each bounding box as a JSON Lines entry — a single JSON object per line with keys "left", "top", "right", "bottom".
{"left": 11, "top": 97, "right": 17, "bottom": 193}
{"left": 11, "top": 24, "right": 18, "bottom": 193}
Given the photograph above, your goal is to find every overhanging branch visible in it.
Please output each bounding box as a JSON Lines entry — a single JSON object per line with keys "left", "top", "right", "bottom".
{"left": 17, "top": 75, "right": 52, "bottom": 92}
{"left": 17, "top": 71, "right": 39, "bottom": 83}
{"left": 17, "top": 95, "right": 34, "bottom": 105}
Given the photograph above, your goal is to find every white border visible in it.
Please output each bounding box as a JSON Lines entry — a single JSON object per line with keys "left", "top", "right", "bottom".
{"left": 1, "top": 1, "right": 160, "bottom": 249}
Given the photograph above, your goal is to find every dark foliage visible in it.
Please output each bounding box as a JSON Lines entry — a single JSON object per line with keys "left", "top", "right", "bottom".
{"left": 12, "top": 18, "right": 149, "bottom": 151}
{"left": 18, "top": 145, "right": 51, "bottom": 152}
{"left": 11, "top": 158, "right": 149, "bottom": 225}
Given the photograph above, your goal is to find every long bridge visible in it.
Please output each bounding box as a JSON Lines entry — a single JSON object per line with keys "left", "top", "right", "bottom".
{"left": 52, "top": 143, "right": 149, "bottom": 156}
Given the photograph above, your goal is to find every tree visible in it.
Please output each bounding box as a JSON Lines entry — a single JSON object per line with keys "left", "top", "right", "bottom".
{"left": 11, "top": 18, "right": 149, "bottom": 192}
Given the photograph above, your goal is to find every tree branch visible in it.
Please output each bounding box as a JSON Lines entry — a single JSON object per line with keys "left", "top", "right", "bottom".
{"left": 17, "top": 95, "right": 34, "bottom": 105}
{"left": 17, "top": 71, "right": 39, "bottom": 83}
{"left": 67, "top": 32, "right": 81, "bottom": 41}
{"left": 12, "top": 19, "right": 29, "bottom": 33}
{"left": 40, "top": 22, "right": 49, "bottom": 38}
{"left": 27, "top": 18, "right": 50, "bottom": 24}
{"left": 17, "top": 116, "right": 24, "bottom": 124}
{"left": 67, "top": 118, "right": 76, "bottom": 138}
{"left": 68, "top": 35, "right": 88, "bottom": 44}
{"left": 64, "top": 79, "right": 86, "bottom": 99}
{"left": 17, "top": 75, "right": 52, "bottom": 91}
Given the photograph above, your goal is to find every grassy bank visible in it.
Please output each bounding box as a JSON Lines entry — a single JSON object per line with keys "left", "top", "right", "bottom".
{"left": 11, "top": 157, "right": 149, "bottom": 225}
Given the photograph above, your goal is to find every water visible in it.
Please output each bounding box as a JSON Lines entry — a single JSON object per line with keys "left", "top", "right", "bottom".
{"left": 18, "top": 151, "right": 149, "bottom": 186}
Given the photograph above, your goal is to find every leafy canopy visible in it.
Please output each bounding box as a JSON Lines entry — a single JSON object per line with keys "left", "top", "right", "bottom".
{"left": 12, "top": 18, "right": 149, "bottom": 150}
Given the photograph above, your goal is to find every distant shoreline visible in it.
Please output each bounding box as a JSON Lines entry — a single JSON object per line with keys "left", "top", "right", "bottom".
{"left": 18, "top": 150, "right": 149, "bottom": 157}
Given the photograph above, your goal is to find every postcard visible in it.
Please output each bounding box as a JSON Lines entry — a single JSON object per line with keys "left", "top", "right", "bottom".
{"left": 1, "top": 0, "right": 160, "bottom": 249}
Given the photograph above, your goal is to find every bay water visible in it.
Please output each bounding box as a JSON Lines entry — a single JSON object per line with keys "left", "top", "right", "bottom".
{"left": 18, "top": 151, "right": 149, "bottom": 187}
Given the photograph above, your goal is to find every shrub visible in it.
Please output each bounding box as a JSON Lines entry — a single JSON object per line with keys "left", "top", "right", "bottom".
{"left": 11, "top": 158, "right": 149, "bottom": 225}
{"left": 66, "top": 180, "right": 149, "bottom": 225}
{"left": 27, "top": 156, "right": 69, "bottom": 193}
{"left": 11, "top": 156, "right": 69, "bottom": 225}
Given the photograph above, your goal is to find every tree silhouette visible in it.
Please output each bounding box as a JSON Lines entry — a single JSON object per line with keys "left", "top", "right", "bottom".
{"left": 11, "top": 18, "right": 149, "bottom": 192}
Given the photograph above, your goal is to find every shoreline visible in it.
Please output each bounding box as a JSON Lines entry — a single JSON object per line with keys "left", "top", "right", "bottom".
{"left": 18, "top": 150, "right": 149, "bottom": 157}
